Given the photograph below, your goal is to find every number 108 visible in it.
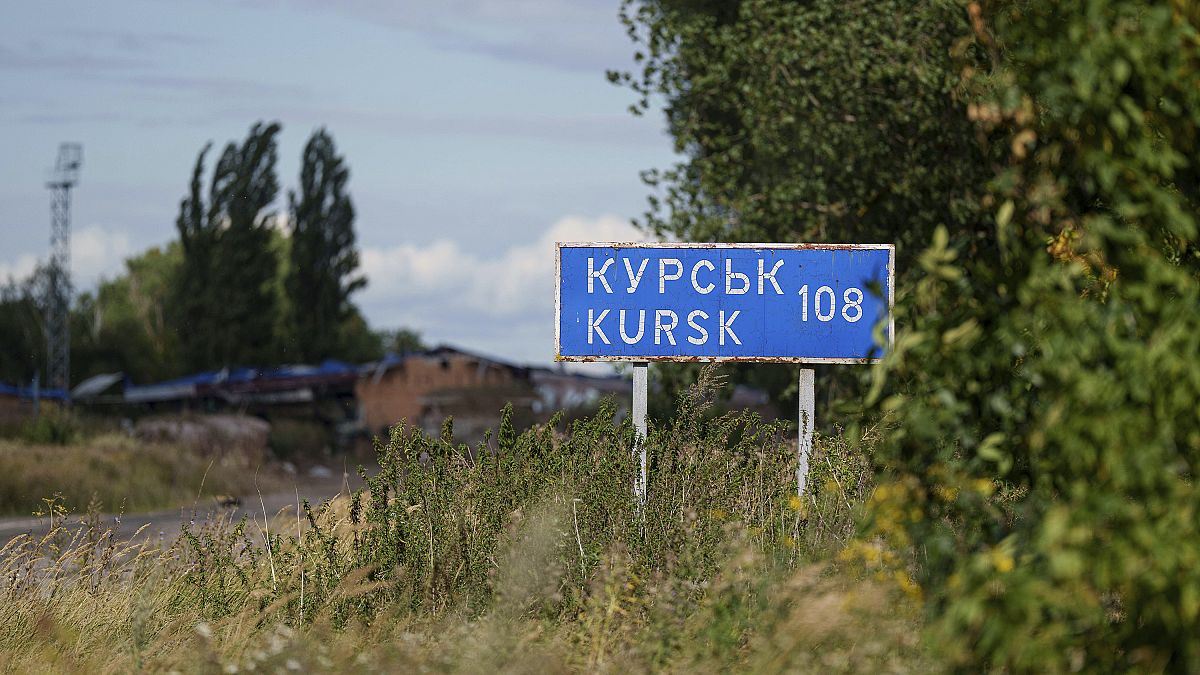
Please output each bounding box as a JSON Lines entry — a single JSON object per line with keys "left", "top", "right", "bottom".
{"left": 797, "top": 285, "right": 864, "bottom": 323}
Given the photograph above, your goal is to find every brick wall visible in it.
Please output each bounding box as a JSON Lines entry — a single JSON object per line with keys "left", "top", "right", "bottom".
{"left": 355, "top": 353, "right": 520, "bottom": 436}
{"left": 0, "top": 394, "right": 31, "bottom": 427}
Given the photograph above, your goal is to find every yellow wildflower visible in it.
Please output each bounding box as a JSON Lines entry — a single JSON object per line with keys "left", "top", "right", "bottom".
{"left": 895, "top": 570, "right": 922, "bottom": 600}
{"left": 788, "top": 494, "right": 803, "bottom": 511}
{"left": 991, "top": 549, "right": 1015, "bottom": 573}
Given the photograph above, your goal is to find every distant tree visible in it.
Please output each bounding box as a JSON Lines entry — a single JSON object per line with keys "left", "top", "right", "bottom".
{"left": 0, "top": 270, "right": 47, "bottom": 385}
{"left": 71, "top": 244, "right": 183, "bottom": 384}
{"left": 175, "top": 121, "right": 283, "bottom": 370}
{"left": 615, "top": 0, "right": 987, "bottom": 257}
{"left": 335, "top": 308, "right": 385, "bottom": 363}
{"left": 379, "top": 327, "right": 426, "bottom": 355}
{"left": 174, "top": 142, "right": 219, "bottom": 370}
{"left": 285, "top": 128, "right": 366, "bottom": 362}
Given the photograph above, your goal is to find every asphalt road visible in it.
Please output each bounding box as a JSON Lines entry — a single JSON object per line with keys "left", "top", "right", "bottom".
{"left": 0, "top": 468, "right": 366, "bottom": 547}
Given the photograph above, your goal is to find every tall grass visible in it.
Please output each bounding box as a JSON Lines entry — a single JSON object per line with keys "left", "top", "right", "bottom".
{"left": 0, "top": 376, "right": 923, "bottom": 672}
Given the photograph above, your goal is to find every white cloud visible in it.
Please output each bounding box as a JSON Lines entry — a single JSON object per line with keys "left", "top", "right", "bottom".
{"left": 360, "top": 213, "right": 647, "bottom": 318}
{"left": 0, "top": 253, "right": 39, "bottom": 285}
{"left": 72, "top": 224, "right": 133, "bottom": 288}
{"left": 0, "top": 224, "right": 132, "bottom": 290}
{"left": 358, "top": 213, "right": 650, "bottom": 364}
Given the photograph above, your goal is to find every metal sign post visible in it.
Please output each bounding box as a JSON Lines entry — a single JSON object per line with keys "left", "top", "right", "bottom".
{"left": 555, "top": 242, "right": 894, "bottom": 504}
{"left": 632, "top": 362, "right": 648, "bottom": 510}
{"left": 797, "top": 368, "right": 815, "bottom": 495}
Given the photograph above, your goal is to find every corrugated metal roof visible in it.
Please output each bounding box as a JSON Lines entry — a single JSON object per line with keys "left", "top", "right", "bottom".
{"left": 71, "top": 372, "right": 124, "bottom": 399}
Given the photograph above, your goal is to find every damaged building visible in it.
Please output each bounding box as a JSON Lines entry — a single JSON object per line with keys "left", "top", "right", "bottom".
{"left": 69, "top": 344, "right": 635, "bottom": 448}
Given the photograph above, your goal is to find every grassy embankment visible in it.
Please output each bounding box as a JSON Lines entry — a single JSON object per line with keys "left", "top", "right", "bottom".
{"left": 0, "top": 377, "right": 931, "bottom": 673}
{"left": 0, "top": 427, "right": 270, "bottom": 517}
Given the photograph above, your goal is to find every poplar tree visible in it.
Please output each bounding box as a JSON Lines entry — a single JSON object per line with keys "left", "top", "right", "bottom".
{"left": 175, "top": 121, "right": 283, "bottom": 370}
{"left": 285, "top": 128, "right": 365, "bottom": 362}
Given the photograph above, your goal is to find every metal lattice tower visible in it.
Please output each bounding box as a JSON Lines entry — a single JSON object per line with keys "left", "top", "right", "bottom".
{"left": 45, "top": 143, "right": 82, "bottom": 394}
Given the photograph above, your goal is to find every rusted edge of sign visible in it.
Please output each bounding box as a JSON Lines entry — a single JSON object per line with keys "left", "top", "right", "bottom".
{"left": 553, "top": 241, "right": 896, "bottom": 365}
{"left": 554, "top": 242, "right": 562, "bottom": 363}
{"left": 556, "top": 355, "right": 884, "bottom": 364}
{"left": 557, "top": 242, "right": 894, "bottom": 250}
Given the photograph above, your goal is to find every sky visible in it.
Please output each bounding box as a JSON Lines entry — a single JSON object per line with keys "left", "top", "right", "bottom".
{"left": 0, "top": 0, "right": 672, "bottom": 370}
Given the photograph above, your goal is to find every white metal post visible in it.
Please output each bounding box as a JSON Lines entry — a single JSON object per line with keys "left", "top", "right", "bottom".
{"left": 797, "top": 368, "right": 815, "bottom": 496}
{"left": 632, "top": 362, "right": 648, "bottom": 510}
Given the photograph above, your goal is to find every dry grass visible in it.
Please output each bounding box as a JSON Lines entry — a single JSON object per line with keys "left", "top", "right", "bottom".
{"left": 0, "top": 494, "right": 928, "bottom": 674}
{"left": 0, "top": 391, "right": 930, "bottom": 672}
{"left": 0, "top": 433, "right": 271, "bottom": 516}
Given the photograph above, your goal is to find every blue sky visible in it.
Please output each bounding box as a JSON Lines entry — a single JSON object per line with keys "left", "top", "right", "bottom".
{"left": 0, "top": 0, "right": 671, "bottom": 367}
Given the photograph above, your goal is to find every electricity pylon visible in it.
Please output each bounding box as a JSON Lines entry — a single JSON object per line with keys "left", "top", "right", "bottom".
{"left": 45, "top": 143, "right": 82, "bottom": 394}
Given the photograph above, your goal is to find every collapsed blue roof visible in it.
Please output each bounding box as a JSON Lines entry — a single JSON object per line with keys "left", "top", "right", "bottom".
{"left": 124, "top": 359, "right": 359, "bottom": 403}
{"left": 0, "top": 381, "right": 69, "bottom": 401}
{"left": 131, "top": 360, "right": 356, "bottom": 389}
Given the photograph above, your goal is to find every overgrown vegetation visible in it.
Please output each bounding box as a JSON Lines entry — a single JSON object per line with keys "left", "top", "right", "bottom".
{"left": 613, "top": 0, "right": 994, "bottom": 413}
{"left": 858, "top": 2, "right": 1200, "bottom": 671}
{"left": 0, "top": 386, "right": 922, "bottom": 672}
{"left": 613, "top": 0, "right": 1200, "bottom": 671}
{"left": 15, "top": 404, "right": 80, "bottom": 446}
{"left": 2, "top": 0, "right": 1197, "bottom": 671}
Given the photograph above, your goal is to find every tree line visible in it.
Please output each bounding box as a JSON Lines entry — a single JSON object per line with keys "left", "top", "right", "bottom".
{"left": 0, "top": 122, "right": 423, "bottom": 387}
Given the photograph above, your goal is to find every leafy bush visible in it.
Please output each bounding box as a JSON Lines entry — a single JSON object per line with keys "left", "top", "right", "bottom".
{"left": 18, "top": 405, "right": 79, "bottom": 445}
{"left": 268, "top": 417, "right": 333, "bottom": 461}
{"left": 861, "top": 1, "right": 1200, "bottom": 671}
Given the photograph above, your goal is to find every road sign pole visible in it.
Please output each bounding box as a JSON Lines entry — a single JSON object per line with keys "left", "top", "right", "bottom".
{"left": 797, "top": 368, "right": 815, "bottom": 496}
{"left": 632, "top": 362, "right": 648, "bottom": 511}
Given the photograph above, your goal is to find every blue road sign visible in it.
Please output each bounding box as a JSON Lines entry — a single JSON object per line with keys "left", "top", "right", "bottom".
{"left": 555, "top": 243, "right": 894, "bottom": 363}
